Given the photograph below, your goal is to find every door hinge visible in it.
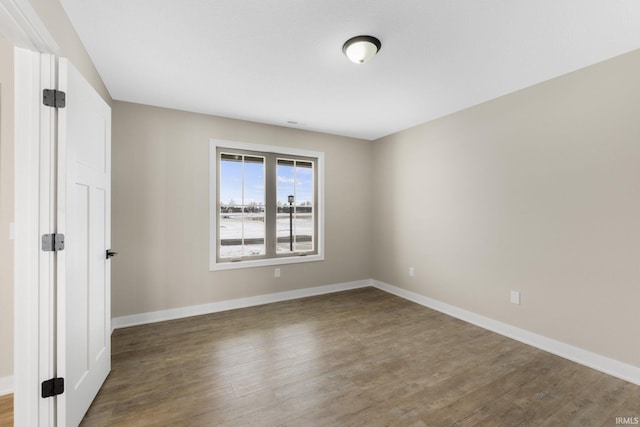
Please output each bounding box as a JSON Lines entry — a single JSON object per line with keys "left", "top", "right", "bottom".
{"left": 43, "top": 89, "right": 66, "bottom": 108}
{"left": 41, "top": 377, "right": 65, "bottom": 398}
{"left": 42, "top": 233, "right": 65, "bottom": 252}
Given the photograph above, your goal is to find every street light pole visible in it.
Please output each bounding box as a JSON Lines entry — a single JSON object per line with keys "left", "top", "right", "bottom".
{"left": 288, "top": 195, "right": 294, "bottom": 252}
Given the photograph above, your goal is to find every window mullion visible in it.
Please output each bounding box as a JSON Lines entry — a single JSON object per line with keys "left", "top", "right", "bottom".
{"left": 241, "top": 156, "right": 245, "bottom": 257}
{"left": 216, "top": 151, "right": 222, "bottom": 261}
{"left": 293, "top": 160, "right": 297, "bottom": 251}
{"left": 264, "top": 154, "right": 277, "bottom": 257}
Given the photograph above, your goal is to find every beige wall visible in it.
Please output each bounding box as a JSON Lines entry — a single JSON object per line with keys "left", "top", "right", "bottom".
{"left": 0, "top": 37, "right": 15, "bottom": 380}
{"left": 112, "top": 101, "right": 372, "bottom": 317}
{"left": 372, "top": 49, "right": 640, "bottom": 367}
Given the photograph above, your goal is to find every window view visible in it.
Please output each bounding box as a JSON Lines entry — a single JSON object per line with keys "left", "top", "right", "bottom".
{"left": 213, "top": 143, "right": 322, "bottom": 268}
{"left": 219, "top": 153, "right": 265, "bottom": 258}
{"left": 276, "top": 159, "right": 314, "bottom": 253}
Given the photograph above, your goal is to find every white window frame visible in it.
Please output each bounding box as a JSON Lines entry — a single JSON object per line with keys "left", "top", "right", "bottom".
{"left": 209, "top": 139, "right": 325, "bottom": 271}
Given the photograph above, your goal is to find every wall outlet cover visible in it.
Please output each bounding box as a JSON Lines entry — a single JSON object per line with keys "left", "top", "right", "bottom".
{"left": 510, "top": 290, "right": 521, "bottom": 305}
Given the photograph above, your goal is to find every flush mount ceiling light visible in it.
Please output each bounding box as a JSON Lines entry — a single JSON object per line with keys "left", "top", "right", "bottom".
{"left": 342, "top": 35, "right": 381, "bottom": 64}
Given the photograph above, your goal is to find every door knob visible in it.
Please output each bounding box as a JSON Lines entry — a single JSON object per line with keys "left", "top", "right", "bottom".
{"left": 106, "top": 249, "right": 118, "bottom": 259}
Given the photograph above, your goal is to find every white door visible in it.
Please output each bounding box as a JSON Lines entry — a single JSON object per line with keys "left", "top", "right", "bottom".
{"left": 56, "top": 58, "right": 112, "bottom": 427}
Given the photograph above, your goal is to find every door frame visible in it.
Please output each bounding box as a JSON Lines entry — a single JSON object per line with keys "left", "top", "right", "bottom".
{"left": 1, "top": 0, "right": 59, "bottom": 425}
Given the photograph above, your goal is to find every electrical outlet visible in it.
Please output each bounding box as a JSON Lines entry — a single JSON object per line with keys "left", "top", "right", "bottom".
{"left": 510, "top": 290, "right": 521, "bottom": 305}
{"left": 409, "top": 267, "right": 415, "bottom": 277}
{"left": 274, "top": 268, "right": 281, "bottom": 278}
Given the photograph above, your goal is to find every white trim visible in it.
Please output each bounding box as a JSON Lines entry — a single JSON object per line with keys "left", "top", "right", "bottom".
{"left": 0, "top": 376, "right": 13, "bottom": 396}
{"left": 14, "top": 47, "right": 45, "bottom": 427}
{"left": 0, "top": 0, "right": 59, "bottom": 53}
{"left": 14, "top": 47, "right": 57, "bottom": 427}
{"left": 372, "top": 280, "right": 640, "bottom": 387}
{"left": 209, "top": 138, "right": 325, "bottom": 271}
{"left": 112, "top": 280, "right": 370, "bottom": 330}
{"left": 211, "top": 253, "right": 325, "bottom": 271}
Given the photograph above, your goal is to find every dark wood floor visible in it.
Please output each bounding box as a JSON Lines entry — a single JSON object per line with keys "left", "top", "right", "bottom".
{"left": 79, "top": 287, "right": 638, "bottom": 426}
{"left": 0, "top": 394, "right": 12, "bottom": 426}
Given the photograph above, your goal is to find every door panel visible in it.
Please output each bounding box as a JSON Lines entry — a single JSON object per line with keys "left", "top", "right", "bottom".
{"left": 57, "top": 58, "right": 111, "bottom": 427}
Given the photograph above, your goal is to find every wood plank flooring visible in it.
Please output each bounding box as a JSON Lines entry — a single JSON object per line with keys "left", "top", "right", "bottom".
{"left": 81, "top": 287, "right": 639, "bottom": 426}
{"left": 0, "top": 394, "right": 12, "bottom": 426}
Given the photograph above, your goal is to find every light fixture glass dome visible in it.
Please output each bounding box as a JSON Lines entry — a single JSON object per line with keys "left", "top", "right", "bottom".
{"left": 342, "top": 35, "right": 381, "bottom": 64}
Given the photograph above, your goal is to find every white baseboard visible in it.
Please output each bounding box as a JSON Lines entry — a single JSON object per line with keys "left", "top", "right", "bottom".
{"left": 0, "top": 376, "right": 13, "bottom": 396}
{"left": 372, "top": 280, "right": 640, "bottom": 387}
{"left": 112, "top": 279, "right": 372, "bottom": 330}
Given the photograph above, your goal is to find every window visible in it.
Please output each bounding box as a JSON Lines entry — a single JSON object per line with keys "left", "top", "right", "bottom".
{"left": 276, "top": 158, "right": 315, "bottom": 254}
{"left": 210, "top": 139, "right": 324, "bottom": 270}
{"left": 218, "top": 153, "right": 266, "bottom": 259}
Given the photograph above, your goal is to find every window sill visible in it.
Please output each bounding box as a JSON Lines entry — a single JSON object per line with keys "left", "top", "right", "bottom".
{"left": 209, "top": 253, "right": 324, "bottom": 271}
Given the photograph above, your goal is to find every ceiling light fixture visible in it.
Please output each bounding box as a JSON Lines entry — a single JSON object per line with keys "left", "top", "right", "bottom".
{"left": 342, "top": 35, "right": 381, "bottom": 64}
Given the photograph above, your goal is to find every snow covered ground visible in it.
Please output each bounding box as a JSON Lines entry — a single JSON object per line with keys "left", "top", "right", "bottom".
{"left": 219, "top": 213, "right": 313, "bottom": 258}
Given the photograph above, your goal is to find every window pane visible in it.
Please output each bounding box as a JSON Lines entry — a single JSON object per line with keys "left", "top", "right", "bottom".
{"left": 277, "top": 159, "right": 294, "bottom": 206}
{"left": 244, "top": 157, "right": 264, "bottom": 205}
{"left": 276, "top": 158, "right": 315, "bottom": 254}
{"left": 277, "top": 208, "right": 314, "bottom": 254}
{"left": 219, "top": 210, "right": 265, "bottom": 258}
{"left": 219, "top": 206, "right": 242, "bottom": 258}
{"left": 219, "top": 154, "right": 265, "bottom": 258}
{"left": 294, "top": 210, "right": 313, "bottom": 252}
{"left": 295, "top": 161, "right": 313, "bottom": 207}
{"left": 220, "top": 155, "right": 242, "bottom": 206}
{"left": 276, "top": 207, "right": 293, "bottom": 253}
{"left": 243, "top": 209, "right": 265, "bottom": 256}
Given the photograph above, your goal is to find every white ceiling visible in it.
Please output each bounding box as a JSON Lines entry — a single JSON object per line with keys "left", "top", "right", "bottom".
{"left": 59, "top": 0, "right": 640, "bottom": 141}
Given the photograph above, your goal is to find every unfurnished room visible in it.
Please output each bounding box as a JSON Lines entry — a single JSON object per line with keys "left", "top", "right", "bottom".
{"left": 1, "top": 0, "right": 640, "bottom": 426}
